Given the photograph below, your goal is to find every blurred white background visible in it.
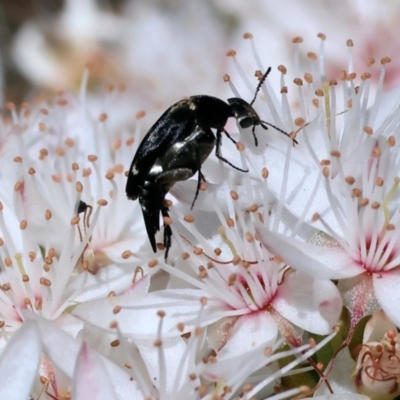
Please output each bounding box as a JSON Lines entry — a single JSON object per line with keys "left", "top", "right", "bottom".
{"left": 1, "top": 0, "right": 400, "bottom": 108}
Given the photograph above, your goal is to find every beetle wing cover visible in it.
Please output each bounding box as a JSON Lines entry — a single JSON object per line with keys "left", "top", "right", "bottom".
{"left": 126, "top": 100, "right": 196, "bottom": 200}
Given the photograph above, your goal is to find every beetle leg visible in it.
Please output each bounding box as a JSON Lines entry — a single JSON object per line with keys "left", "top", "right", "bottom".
{"left": 161, "top": 206, "right": 172, "bottom": 260}
{"left": 215, "top": 130, "right": 249, "bottom": 172}
{"left": 223, "top": 129, "right": 237, "bottom": 144}
{"left": 190, "top": 148, "right": 207, "bottom": 210}
{"left": 191, "top": 168, "right": 207, "bottom": 210}
{"left": 251, "top": 125, "right": 259, "bottom": 147}
{"left": 154, "top": 168, "right": 195, "bottom": 259}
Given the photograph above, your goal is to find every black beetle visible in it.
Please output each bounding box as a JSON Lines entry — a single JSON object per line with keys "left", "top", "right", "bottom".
{"left": 126, "top": 67, "right": 294, "bottom": 259}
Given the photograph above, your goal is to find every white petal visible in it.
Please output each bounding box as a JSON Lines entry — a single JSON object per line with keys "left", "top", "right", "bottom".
{"left": 313, "top": 394, "right": 369, "bottom": 400}
{"left": 203, "top": 345, "right": 279, "bottom": 386}
{"left": 73, "top": 288, "right": 223, "bottom": 338}
{"left": 12, "top": 23, "right": 62, "bottom": 87}
{"left": 217, "top": 312, "right": 278, "bottom": 358}
{"left": 313, "top": 348, "right": 357, "bottom": 397}
{"left": 170, "top": 181, "right": 266, "bottom": 212}
{"left": 73, "top": 268, "right": 150, "bottom": 303}
{"left": 122, "top": 274, "right": 151, "bottom": 295}
{"left": 22, "top": 312, "right": 140, "bottom": 399}
{"left": 0, "top": 321, "right": 41, "bottom": 400}
{"left": 272, "top": 271, "right": 342, "bottom": 334}
{"left": 246, "top": 136, "right": 339, "bottom": 232}
{"left": 371, "top": 86, "right": 400, "bottom": 129}
{"left": 103, "top": 238, "right": 147, "bottom": 263}
{"left": 135, "top": 336, "right": 199, "bottom": 394}
{"left": 338, "top": 274, "right": 378, "bottom": 318}
{"left": 207, "top": 316, "right": 240, "bottom": 351}
{"left": 55, "top": 314, "right": 85, "bottom": 338}
{"left": 256, "top": 226, "right": 362, "bottom": 279}
{"left": 73, "top": 342, "right": 117, "bottom": 400}
{"left": 362, "top": 309, "right": 396, "bottom": 343}
{"left": 373, "top": 269, "right": 400, "bottom": 327}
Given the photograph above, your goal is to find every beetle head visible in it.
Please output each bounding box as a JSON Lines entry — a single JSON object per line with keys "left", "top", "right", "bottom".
{"left": 227, "top": 97, "right": 261, "bottom": 129}
{"left": 227, "top": 97, "right": 297, "bottom": 147}
{"left": 227, "top": 67, "right": 270, "bottom": 137}
{"left": 226, "top": 68, "right": 297, "bottom": 147}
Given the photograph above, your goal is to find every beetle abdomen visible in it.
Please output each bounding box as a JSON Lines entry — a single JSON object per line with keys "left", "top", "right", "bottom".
{"left": 138, "top": 180, "right": 164, "bottom": 252}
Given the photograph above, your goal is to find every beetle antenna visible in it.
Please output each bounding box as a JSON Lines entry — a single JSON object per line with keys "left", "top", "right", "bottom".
{"left": 250, "top": 67, "right": 271, "bottom": 106}
{"left": 260, "top": 121, "right": 298, "bottom": 145}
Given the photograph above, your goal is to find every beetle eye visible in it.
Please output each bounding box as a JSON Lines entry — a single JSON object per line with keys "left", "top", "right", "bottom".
{"left": 239, "top": 117, "right": 255, "bottom": 129}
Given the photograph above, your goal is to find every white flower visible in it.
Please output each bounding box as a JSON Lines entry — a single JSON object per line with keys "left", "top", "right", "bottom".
{"left": 353, "top": 310, "right": 400, "bottom": 400}
{"left": 72, "top": 196, "right": 341, "bottom": 352}
{"left": 0, "top": 321, "right": 41, "bottom": 400}
{"left": 74, "top": 295, "right": 337, "bottom": 399}
{"left": 6, "top": 15, "right": 400, "bottom": 397}
{"left": 313, "top": 395, "right": 370, "bottom": 400}
{"left": 24, "top": 311, "right": 140, "bottom": 400}
{"left": 0, "top": 80, "right": 150, "bottom": 335}
{"left": 218, "top": 1, "right": 400, "bottom": 96}
{"left": 167, "top": 33, "right": 400, "bottom": 395}
{"left": 1, "top": 75, "right": 156, "bottom": 301}
{"left": 315, "top": 309, "right": 400, "bottom": 399}
{"left": 223, "top": 34, "right": 400, "bottom": 331}
{"left": 0, "top": 188, "right": 105, "bottom": 339}
{"left": 169, "top": 200, "right": 341, "bottom": 343}
{"left": 201, "top": 330, "right": 337, "bottom": 399}
{"left": 72, "top": 342, "right": 121, "bottom": 400}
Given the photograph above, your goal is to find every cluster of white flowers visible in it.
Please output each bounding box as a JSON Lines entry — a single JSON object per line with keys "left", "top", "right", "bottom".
{"left": 1, "top": 32, "right": 400, "bottom": 400}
